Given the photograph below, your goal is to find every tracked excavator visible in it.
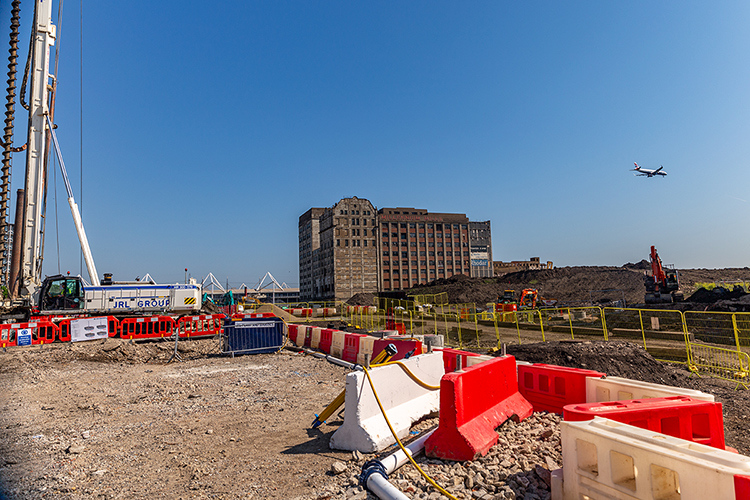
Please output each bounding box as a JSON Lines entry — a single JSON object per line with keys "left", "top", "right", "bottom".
{"left": 0, "top": 0, "right": 202, "bottom": 321}
{"left": 644, "top": 246, "right": 684, "bottom": 304}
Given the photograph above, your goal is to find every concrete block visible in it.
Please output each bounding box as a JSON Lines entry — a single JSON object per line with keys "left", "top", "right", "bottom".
{"left": 329, "top": 352, "right": 444, "bottom": 453}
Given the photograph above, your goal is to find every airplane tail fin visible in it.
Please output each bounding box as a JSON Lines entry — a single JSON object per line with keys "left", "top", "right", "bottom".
{"left": 633, "top": 162, "right": 640, "bottom": 170}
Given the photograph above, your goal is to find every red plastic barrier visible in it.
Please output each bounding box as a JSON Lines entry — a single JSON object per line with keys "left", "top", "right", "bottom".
{"left": 0, "top": 324, "right": 16, "bottom": 348}
{"left": 373, "top": 338, "right": 422, "bottom": 361}
{"left": 441, "top": 348, "right": 482, "bottom": 373}
{"left": 58, "top": 316, "right": 120, "bottom": 342}
{"left": 735, "top": 475, "right": 750, "bottom": 500}
{"left": 518, "top": 364, "right": 606, "bottom": 414}
{"left": 318, "top": 328, "right": 334, "bottom": 354}
{"left": 177, "top": 314, "right": 223, "bottom": 338}
{"left": 342, "top": 333, "right": 367, "bottom": 363}
{"left": 288, "top": 324, "right": 300, "bottom": 344}
{"left": 424, "top": 355, "right": 533, "bottom": 461}
{"left": 564, "top": 395, "right": 726, "bottom": 449}
{"left": 0, "top": 321, "right": 58, "bottom": 347}
{"left": 121, "top": 316, "right": 176, "bottom": 340}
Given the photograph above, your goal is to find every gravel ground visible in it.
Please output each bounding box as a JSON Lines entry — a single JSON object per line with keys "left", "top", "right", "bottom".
{"left": 0, "top": 337, "right": 743, "bottom": 500}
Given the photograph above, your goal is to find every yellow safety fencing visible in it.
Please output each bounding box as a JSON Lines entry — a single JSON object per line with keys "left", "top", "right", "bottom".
{"left": 273, "top": 296, "right": 750, "bottom": 387}
{"left": 408, "top": 292, "right": 449, "bottom": 306}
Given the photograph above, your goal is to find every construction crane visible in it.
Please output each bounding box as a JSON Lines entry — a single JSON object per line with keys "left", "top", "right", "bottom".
{"left": 0, "top": 0, "right": 202, "bottom": 320}
{"left": 644, "top": 245, "right": 684, "bottom": 304}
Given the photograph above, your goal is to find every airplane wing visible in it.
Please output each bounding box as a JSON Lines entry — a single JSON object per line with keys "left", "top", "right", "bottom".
{"left": 654, "top": 166, "right": 663, "bottom": 173}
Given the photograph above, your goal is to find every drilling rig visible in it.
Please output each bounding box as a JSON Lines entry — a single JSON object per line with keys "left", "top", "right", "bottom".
{"left": 0, "top": 0, "right": 202, "bottom": 320}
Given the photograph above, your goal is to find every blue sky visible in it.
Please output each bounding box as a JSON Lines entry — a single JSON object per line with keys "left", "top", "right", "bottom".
{"left": 2, "top": 1, "right": 749, "bottom": 287}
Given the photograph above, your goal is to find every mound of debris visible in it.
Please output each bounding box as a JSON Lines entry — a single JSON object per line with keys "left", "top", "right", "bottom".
{"left": 405, "top": 267, "right": 647, "bottom": 306}
{"left": 687, "top": 285, "right": 747, "bottom": 303}
{"left": 346, "top": 292, "right": 377, "bottom": 306}
{"left": 502, "top": 341, "right": 686, "bottom": 386}
{"left": 622, "top": 259, "right": 651, "bottom": 270}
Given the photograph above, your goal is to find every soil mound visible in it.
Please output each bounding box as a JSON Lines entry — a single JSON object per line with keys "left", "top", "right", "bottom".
{"left": 623, "top": 259, "right": 650, "bottom": 270}
{"left": 405, "top": 267, "right": 646, "bottom": 307}
{"left": 346, "top": 292, "right": 377, "bottom": 306}
{"left": 503, "top": 341, "right": 684, "bottom": 385}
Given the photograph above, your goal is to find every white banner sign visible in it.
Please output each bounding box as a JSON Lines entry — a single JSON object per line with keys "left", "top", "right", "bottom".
{"left": 71, "top": 317, "right": 109, "bottom": 342}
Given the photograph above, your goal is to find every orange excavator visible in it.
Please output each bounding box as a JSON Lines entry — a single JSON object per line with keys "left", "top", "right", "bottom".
{"left": 644, "top": 246, "right": 684, "bottom": 304}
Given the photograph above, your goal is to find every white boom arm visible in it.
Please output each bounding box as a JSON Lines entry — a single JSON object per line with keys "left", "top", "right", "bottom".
{"left": 46, "top": 115, "right": 100, "bottom": 286}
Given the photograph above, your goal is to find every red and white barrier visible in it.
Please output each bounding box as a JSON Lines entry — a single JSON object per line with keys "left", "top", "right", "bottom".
{"left": 122, "top": 316, "right": 176, "bottom": 340}
{"left": 424, "top": 355, "right": 533, "bottom": 461}
{"left": 563, "top": 395, "right": 726, "bottom": 449}
{"left": 557, "top": 417, "right": 750, "bottom": 500}
{"left": 518, "top": 364, "right": 605, "bottom": 414}
{"left": 329, "top": 352, "right": 444, "bottom": 453}
{"left": 177, "top": 314, "right": 223, "bottom": 339}
{"left": 586, "top": 375, "right": 715, "bottom": 403}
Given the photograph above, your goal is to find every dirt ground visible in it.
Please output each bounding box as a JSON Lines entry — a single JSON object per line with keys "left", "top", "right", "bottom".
{"left": 0, "top": 338, "right": 353, "bottom": 499}
{"left": 401, "top": 265, "right": 750, "bottom": 310}
{"left": 2, "top": 335, "right": 750, "bottom": 499}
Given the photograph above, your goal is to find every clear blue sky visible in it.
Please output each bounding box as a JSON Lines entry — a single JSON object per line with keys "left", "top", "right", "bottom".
{"left": 2, "top": 1, "right": 749, "bottom": 287}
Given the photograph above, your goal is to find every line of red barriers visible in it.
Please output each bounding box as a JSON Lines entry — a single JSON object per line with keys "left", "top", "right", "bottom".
{"left": 0, "top": 314, "right": 226, "bottom": 347}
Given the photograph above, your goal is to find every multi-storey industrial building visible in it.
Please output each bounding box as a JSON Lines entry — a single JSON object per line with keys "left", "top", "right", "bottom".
{"left": 299, "top": 197, "right": 379, "bottom": 302}
{"left": 299, "top": 197, "right": 492, "bottom": 301}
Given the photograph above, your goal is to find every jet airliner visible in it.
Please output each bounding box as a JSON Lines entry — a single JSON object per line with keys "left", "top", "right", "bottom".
{"left": 632, "top": 162, "right": 667, "bottom": 177}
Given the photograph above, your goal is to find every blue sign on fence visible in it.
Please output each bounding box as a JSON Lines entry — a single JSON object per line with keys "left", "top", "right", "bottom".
{"left": 17, "top": 328, "right": 32, "bottom": 347}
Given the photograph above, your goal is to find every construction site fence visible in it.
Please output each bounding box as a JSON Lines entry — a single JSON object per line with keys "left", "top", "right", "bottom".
{"left": 333, "top": 303, "right": 750, "bottom": 388}
{"left": 693, "top": 281, "right": 750, "bottom": 292}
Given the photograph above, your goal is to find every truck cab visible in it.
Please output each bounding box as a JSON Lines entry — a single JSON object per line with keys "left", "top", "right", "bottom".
{"left": 38, "top": 275, "right": 84, "bottom": 312}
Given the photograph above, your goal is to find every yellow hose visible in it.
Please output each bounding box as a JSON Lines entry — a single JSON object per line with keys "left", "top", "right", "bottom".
{"left": 372, "top": 360, "right": 440, "bottom": 390}
{"left": 362, "top": 366, "right": 457, "bottom": 500}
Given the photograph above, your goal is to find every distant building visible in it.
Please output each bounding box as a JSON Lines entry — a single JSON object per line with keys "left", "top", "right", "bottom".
{"left": 299, "top": 197, "right": 378, "bottom": 302}
{"left": 493, "top": 257, "right": 553, "bottom": 276}
{"left": 469, "top": 221, "right": 493, "bottom": 278}
{"left": 377, "top": 207, "right": 472, "bottom": 291}
{"left": 300, "top": 198, "right": 492, "bottom": 301}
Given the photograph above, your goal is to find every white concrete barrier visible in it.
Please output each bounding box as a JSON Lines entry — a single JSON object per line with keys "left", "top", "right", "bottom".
{"left": 558, "top": 417, "right": 750, "bottom": 500}
{"left": 329, "top": 352, "right": 444, "bottom": 453}
{"left": 585, "top": 375, "right": 715, "bottom": 403}
{"left": 357, "top": 336, "right": 376, "bottom": 365}
{"left": 330, "top": 330, "right": 346, "bottom": 358}
{"left": 466, "top": 354, "right": 494, "bottom": 367}
{"left": 294, "top": 325, "right": 310, "bottom": 347}
{"left": 310, "top": 327, "right": 323, "bottom": 350}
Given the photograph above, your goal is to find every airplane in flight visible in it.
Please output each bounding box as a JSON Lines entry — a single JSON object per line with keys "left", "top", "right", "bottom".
{"left": 632, "top": 162, "right": 667, "bottom": 177}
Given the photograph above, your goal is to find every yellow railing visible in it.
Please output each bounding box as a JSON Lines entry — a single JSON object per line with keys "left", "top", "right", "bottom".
{"left": 281, "top": 299, "right": 750, "bottom": 387}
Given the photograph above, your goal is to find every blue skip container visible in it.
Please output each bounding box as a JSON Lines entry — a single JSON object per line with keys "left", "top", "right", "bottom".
{"left": 222, "top": 316, "right": 286, "bottom": 355}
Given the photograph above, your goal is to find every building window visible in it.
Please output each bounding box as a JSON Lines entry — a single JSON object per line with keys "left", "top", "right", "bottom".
{"left": 336, "top": 239, "right": 340, "bottom": 246}
{"left": 363, "top": 219, "right": 367, "bottom": 226}
{"left": 420, "top": 251, "right": 426, "bottom": 256}
{"left": 345, "top": 240, "right": 349, "bottom": 246}
{"left": 420, "top": 242, "right": 426, "bottom": 247}
{"left": 364, "top": 240, "right": 367, "bottom": 247}
{"left": 391, "top": 233, "right": 397, "bottom": 238}
{"left": 400, "top": 223, "right": 407, "bottom": 228}
{"left": 392, "top": 251, "right": 398, "bottom": 256}
{"left": 383, "top": 251, "right": 389, "bottom": 256}
{"left": 401, "top": 252, "right": 408, "bottom": 258}
{"left": 410, "top": 242, "right": 417, "bottom": 247}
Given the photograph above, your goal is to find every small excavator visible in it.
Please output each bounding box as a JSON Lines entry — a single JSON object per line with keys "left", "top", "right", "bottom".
{"left": 644, "top": 246, "right": 684, "bottom": 304}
